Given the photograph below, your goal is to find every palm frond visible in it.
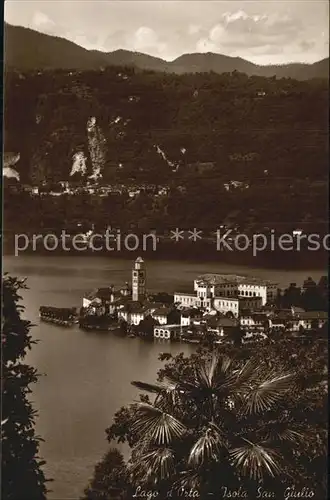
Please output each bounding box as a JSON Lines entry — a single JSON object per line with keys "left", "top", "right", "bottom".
{"left": 188, "top": 423, "right": 227, "bottom": 467}
{"left": 230, "top": 438, "right": 282, "bottom": 480}
{"left": 130, "top": 402, "right": 187, "bottom": 445}
{"left": 130, "top": 448, "right": 175, "bottom": 483}
{"left": 212, "top": 355, "right": 243, "bottom": 391}
{"left": 219, "top": 355, "right": 233, "bottom": 374}
{"left": 154, "top": 384, "right": 181, "bottom": 412}
{"left": 244, "top": 374, "right": 294, "bottom": 414}
{"left": 190, "top": 354, "right": 238, "bottom": 395}
{"left": 131, "top": 381, "right": 164, "bottom": 394}
{"left": 132, "top": 380, "right": 181, "bottom": 413}
{"left": 263, "top": 423, "right": 305, "bottom": 445}
{"left": 173, "top": 469, "right": 201, "bottom": 490}
{"left": 196, "top": 353, "right": 221, "bottom": 389}
{"left": 234, "top": 358, "right": 261, "bottom": 389}
{"left": 131, "top": 433, "right": 154, "bottom": 457}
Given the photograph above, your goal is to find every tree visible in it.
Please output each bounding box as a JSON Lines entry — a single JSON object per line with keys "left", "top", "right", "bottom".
{"left": 281, "top": 283, "right": 302, "bottom": 308}
{"left": 225, "top": 311, "right": 234, "bottom": 318}
{"left": 226, "top": 324, "right": 245, "bottom": 347}
{"left": 82, "top": 448, "right": 127, "bottom": 500}
{"left": 2, "top": 275, "right": 48, "bottom": 500}
{"left": 105, "top": 343, "right": 327, "bottom": 499}
{"left": 166, "top": 307, "right": 180, "bottom": 325}
{"left": 150, "top": 293, "right": 174, "bottom": 305}
{"left": 136, "top": 316, "right": 158, "bottom": 338}
{"left": 301, "top": 277, "right": 328, "bottom": 311}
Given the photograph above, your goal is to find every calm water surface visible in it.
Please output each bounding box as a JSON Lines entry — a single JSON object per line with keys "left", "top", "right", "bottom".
{"left": 3, "top": 256, "right": 324, "bottom": 499}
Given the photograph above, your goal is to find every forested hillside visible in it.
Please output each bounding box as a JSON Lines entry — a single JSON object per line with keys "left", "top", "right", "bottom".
{"left": 4, "top": 67, "right": 328, "bottom": 183}
{"left": 4, "top": 67, "right": 328, "bottom": 253}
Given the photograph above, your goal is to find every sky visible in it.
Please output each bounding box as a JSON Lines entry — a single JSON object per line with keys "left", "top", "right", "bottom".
{"left": 4, "top": 0, "right": 329, "bottom": 65}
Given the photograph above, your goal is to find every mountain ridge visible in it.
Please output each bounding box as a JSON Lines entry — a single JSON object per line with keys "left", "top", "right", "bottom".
{"left": 4, "top": 23, "right": 329, "bottom": 80}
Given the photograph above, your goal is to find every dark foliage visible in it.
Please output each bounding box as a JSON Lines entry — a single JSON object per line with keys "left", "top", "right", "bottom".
{"left": 1, "top": 275, "right": 48, "bottom": 500}
{"left": 276, "top": 276, "right": 328, "bottom": 311}
{"left": 82, "top": 448, "right": 127, "bottom": 500}
{"left": 84, "top": 338, "right": 327, "bottom": 500}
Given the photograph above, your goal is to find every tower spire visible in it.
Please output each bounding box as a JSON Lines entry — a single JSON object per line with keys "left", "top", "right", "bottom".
{"left": 132, "top": 257, "right": 146, "bottom": 301}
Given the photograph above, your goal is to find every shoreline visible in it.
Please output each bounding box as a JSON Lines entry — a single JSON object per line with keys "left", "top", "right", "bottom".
{"left": 3, "top": 235, "right": 328, "bottom": 271}
{"left": 3, "top": 247, "right": 327, "bottom": 271}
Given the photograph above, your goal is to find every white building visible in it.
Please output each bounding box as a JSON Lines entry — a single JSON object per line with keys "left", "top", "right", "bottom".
{"left": 118, "top": 305, "right": 150, "bottom": 325}
{"left": 213, "top": 297, "right": 239, "bottom": 317}
{"left": 291, "top": 311, "right": 327, "bottom": 332}
{"left": 83, "top": 287, "right": 115, "bottom": 309}
{"left": 174, "top": 290, "right": 239, "bottom": 316}
{"left": 130, "top": 307, "right": 149, "bottom": 326}
{"left": 240, "top": 314, "right": 270, "bottom": 334}
{"left": 180, "top": 309, "right": 203, "bottom": 326}
{"left": 193, "top": 274, "right": 277, "bottom": 306}
{"left": 153, "top": 324, "right": 181, "bottom": 340}
{"left": 152, "top": 307, "right": 171, "bottom": 325}
{"left": 175, "top": 275, "right": 273, "bottom": 315}
{"left": 174, "top": 292, "right": 199, "bottom": 308}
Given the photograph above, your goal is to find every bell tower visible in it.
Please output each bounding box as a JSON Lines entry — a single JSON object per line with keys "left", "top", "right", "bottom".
{"left": 132, "top": 257, "right": 146, "bottom": 301}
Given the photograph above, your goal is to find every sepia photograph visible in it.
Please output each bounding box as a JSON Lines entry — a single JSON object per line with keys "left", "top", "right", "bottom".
{"left": 2, "top": 1, "right": 329, "bottom": 499}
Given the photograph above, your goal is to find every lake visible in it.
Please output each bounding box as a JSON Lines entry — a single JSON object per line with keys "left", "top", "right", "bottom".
{"left": 3, "top": 255, "right": 324, "bottom": 499}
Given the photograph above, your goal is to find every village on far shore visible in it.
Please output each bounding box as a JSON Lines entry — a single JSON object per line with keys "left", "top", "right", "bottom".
{"left": 40, "top": 257, "right": 328, "bottom": 344}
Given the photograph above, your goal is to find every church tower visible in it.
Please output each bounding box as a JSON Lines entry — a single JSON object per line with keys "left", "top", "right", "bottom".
{"left": 132, "top": 257, "right": 146, "bottom": 302}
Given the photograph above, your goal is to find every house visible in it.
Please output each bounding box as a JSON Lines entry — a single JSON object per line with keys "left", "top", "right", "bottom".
{"left": 292, "top": 311, "right": 328, "bottom": 332}
{"left": 194, "top": 274, "right": 278, "bottom": 306}
{"left": 238, "top": 296, "right": 263, "bottom": 314}
{"left": 243, "top": 332, "right": 268, "bottom": 342}
{"left": 118, "top": 302, "right": 145, "bottom": 325}
{"left": 83, "top": 287, "right": 115, "bottom": 313}
{"left": 181, "top": 310, "right": 191, "bottom": 326}
{"left": 153, "top": 324, "right": 181, "bottom": 340}
{"left": 240, "top": 313, "right": 269, "bottom": 333}
{"left": 213, "top": 297, "right": 239, "bottom": 317}
{"left": 117, "top": 300, "right": 168, "bottom": 326}
{"left": 215, "top": 317, "right": 239, "bottom": 337}
{"left": 83, "top": 285, "right": 134, "bottom": 317}
{"left": 128, "top": 189, "right": 141, "bottom": 198}
{"left": 268, "top": 309, "right": 327, "bottom": 332}
{"left": 180, "top": 309, "right": 203, "bottom": 327}
{"left": 152, "top": 307, "right": 171, "bottom": 325}
{"left": 130, "top": 306, "right": 151, "bottom": 326}
{"left": 119, "top": 282, "right": 131, "bottom": 297}
{"left": 223, "top": 180, "right": 250, "bottom": 191}
{"left": 175, "top": 274, "right": 277, "bottom": 311}
{"left": 270, "top": 318, "right": 286, "bottom": 331}
{"left": 174, "top": 292, "right": 200, "bottom": 308}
